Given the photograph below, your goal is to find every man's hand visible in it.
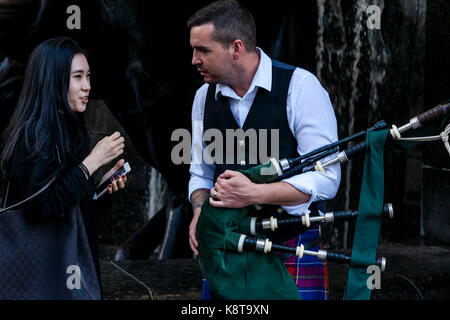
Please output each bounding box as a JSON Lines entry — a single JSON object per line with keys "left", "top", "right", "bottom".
{"left": 210, "top": 170, "right": 312, "bottom": 208}
{"left": 189, "top": 189, "right": 210, "bottom": 256}
{"left": 189, "top": 208, "right": 201, "bottom": 257}
{"left": 209, "top": 170, "right": 260, "bottom": 208}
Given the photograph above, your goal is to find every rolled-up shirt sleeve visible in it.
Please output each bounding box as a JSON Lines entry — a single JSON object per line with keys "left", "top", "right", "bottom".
{"left": 188, "top": 84, "right": 215, "bottom": 202}
{"left": 281, "top": 70, "right": 341, "bottom": 216}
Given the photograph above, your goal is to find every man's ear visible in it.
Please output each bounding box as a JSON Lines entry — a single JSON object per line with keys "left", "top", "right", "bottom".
{"left": 231, "top": 39, "right": 244, "bottom": 60}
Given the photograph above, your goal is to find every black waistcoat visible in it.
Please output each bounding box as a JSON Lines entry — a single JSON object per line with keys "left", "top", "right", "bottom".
{"left": 203, "top": 60, "right": 300, "bottom": 182}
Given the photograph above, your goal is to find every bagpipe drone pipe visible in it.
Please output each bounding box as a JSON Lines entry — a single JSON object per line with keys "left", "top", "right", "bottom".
{"left": 196, "top": 101, "right": 450, "bottom": 300}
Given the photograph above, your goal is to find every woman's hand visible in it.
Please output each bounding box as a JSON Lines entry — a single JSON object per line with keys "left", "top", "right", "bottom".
{"left": 99, "top": 159, "right": 128, "bottom": 194}
{"left": 82, "top": 131, "right": 125, "bottom": 175}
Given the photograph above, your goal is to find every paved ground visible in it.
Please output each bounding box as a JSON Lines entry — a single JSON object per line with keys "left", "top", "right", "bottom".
{"left": 99, "top": 242, "right": 450, "bottom": 300}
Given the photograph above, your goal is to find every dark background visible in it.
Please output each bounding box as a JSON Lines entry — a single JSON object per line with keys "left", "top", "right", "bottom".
{"left": 0, "top": 0, "right": 448, "bottom": 255}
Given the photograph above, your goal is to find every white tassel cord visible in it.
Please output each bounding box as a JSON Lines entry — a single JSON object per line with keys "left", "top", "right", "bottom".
{"left": 390, "top": 123, "right": 450, "bottom": 157}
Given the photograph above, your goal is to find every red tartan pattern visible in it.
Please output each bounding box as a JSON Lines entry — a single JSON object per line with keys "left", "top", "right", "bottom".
{"left": 282, "top": 227, "right": 330, "bottom": 300}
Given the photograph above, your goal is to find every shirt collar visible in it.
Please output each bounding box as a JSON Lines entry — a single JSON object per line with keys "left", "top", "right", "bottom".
{"left": 215, "top": 47, "right": 272, "bottom": 100}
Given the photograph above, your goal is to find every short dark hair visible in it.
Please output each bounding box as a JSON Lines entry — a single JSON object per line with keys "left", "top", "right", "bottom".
{"left": 187, "top": 0, "right": 257, "bottom": 52}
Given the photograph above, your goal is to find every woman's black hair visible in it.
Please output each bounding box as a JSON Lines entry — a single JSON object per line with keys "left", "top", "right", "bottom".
{"left": 0, "top": 37, "right": 90, "bottom": 175}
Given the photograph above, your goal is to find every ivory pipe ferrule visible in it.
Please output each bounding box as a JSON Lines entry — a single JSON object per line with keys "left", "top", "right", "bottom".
{"left": 279, "top": 158, "right": 290, "bottom": 171}
{"left": 397, "top": 117, "right": 420, "bottom": 134}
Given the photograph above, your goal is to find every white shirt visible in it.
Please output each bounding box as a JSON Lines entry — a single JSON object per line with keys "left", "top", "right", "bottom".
{"left": 188, "top": 48, "right": 341, "bottom": 216}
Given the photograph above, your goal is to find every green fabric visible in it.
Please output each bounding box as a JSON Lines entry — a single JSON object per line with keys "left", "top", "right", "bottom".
{"left": 344, "top": 129, "right": 389, "bottom": 300}
{"left": 197, "top": 159, "right": 301, "bottom": 300}
{"left": 240, "top": 159, "right": 281, "bottom": 183}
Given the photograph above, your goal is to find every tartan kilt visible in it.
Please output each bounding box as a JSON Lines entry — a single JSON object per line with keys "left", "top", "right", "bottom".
{"left": 282, "top": 226, "right": 330, "bottom": 300}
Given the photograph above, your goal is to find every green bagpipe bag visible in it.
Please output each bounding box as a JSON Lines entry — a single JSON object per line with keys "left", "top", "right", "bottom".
{"left": 197, "top": 161, "right": 301, "bottom": 300}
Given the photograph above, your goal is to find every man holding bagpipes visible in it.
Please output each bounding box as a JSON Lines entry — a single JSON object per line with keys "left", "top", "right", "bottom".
{"left": 187, "top": 0, "right": 341, "bottom": 300}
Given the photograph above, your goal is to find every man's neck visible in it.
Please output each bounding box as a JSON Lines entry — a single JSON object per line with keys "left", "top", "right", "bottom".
{"left": 230, "top": 50, "right": 261, "bottom": 98}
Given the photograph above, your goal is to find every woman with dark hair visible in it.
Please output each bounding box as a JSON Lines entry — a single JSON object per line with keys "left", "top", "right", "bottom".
{"left": 0, "top": 37, "right": 127, "bottom": 299}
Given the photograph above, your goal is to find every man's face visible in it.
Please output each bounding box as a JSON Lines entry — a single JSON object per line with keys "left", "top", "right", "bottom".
{"left": 190, "top": 23, "right": 235, "bottom": 85}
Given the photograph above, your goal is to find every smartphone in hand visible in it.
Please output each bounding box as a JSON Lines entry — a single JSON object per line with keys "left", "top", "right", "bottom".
{"left": 93, "top": 162, "right": 131, "bottom": 200}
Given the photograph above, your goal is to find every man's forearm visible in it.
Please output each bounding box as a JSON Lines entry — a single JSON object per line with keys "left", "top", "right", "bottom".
{"left": 254, "top": 181, "right": 311, "bottom": 206}
{"left": 191, "top": 188, "right": 210, "bottom": 212}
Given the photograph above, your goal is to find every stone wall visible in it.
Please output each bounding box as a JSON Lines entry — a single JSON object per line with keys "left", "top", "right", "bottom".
{"left": 307, "top": 0, "right": 432, "bottom": 248}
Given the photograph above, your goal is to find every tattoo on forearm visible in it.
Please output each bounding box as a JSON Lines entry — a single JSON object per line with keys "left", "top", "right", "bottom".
{"left": 191, "top": 189, "right": 209, "bottom": 210}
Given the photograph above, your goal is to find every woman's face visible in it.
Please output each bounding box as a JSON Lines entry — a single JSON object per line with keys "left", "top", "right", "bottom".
{"left": 67, "top": 53, "right": 90, "bottom": 113}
